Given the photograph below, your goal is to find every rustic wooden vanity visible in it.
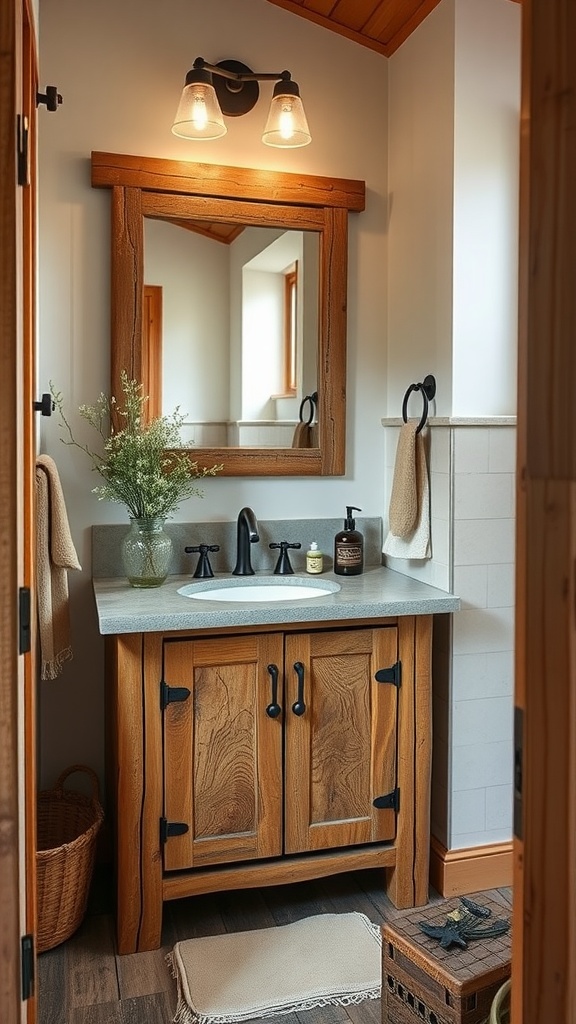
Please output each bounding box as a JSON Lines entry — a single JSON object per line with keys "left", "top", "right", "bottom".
{"left": 94, "top": 566, "right": 459, "bottom": 954}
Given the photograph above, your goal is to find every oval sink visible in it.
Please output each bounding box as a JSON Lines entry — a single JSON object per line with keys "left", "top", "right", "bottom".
{"left": 177, "top": 577, "right": 341, "bottom": 603}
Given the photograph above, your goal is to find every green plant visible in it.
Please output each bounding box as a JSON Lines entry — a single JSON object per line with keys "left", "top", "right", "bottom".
{"left": 52, "top": 372, "right": 222, "bottom": 519}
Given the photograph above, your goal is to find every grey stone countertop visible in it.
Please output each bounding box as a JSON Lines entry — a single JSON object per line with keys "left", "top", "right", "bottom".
{"left": 92, "top": 566, "right": 460, "bottom": 635}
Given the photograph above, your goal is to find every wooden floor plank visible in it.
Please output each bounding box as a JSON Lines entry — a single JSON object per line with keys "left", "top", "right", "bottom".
{"left": 116, "top": 904, "right": 177, "bottom": 1000}
{"left": 37, "top": 942, "right": 67, "bottom": 1024}
{"left": 65, "top": 914, "right": 119, "bottom": 1009}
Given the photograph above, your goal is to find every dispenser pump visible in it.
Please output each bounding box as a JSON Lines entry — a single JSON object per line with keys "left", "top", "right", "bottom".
{"left": 344, "top": 506, "right": 361, "bottom": 530}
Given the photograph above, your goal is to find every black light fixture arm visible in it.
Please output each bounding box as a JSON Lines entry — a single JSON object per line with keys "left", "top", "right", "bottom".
{"left": 191, "top": 57, "right": 292, "bottom": 87}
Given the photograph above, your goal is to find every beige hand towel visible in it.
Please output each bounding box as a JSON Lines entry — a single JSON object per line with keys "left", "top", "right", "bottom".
{"left": 383, "top": 424, "right": 431, "bottom": 559}
{"left": 387, "top": 421, "right": 418, "bottom": 537}
{"left": 291, "top": 421, "right": 319, "bottom": 448}
{"left": 35, "top": 455, "right": 81, "bottom": 680}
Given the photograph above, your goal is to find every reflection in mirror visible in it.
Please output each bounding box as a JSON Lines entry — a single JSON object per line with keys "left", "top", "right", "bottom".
{"left": 91, "top": 152, "right": 365, "bottom": 476}
{"left": 144, "top": 217, "right": 319, "bottom": 447}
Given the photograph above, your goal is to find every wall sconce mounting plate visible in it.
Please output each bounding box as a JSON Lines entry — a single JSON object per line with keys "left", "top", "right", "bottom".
{"left": 212, "top": 60, "right": 260, "bottom": 116}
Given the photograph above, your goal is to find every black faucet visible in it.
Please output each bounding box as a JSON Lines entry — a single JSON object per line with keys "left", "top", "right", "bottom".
{"left": 232, "top": 507, "right": 259, "bottom": 576}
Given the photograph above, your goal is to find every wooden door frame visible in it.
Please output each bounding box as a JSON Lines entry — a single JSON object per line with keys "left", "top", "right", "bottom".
{"left": 0, "top": 0, "right": 37, "bottom": 1020}
{"left": 512, "top": 1, "right": 576, "bottom": 1021}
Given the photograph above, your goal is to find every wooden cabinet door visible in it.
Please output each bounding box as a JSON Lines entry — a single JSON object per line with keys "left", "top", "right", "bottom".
{"left": 284, "top": 626, "right": 399, "bottom": 854}
{"left": 162, "top": 633, "right": 284, "bottom": 870}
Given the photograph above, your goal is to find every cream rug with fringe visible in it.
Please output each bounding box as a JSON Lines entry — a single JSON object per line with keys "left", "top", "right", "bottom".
{"left": 167, "top": 911, "right": 382, "bottom": 1024}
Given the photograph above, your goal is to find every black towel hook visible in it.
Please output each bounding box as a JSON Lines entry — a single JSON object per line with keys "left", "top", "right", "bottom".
{"left": 298, "top": 391, "right": 318, "bottom": 426}
{"left": 401, "top": 374, "right": 436, "bottom": 434}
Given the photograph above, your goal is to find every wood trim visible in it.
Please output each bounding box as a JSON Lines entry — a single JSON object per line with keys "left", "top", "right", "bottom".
{"left": 429, "top": 836, "right": 513, "bottom": 897}
{"left": 514, "top": 2, "right": 576, "bottom": 1022}
{"left": 142, "top": 285, "right": 162, "bottom": 420}
{"left": 0, "top": 0, "right": 23, "bottom": 1014}
{"left": 92, "top": 151, "right": 365, "bottom": 212}
{"left": 162, "top": 843, "right": 398, "bottom": 901}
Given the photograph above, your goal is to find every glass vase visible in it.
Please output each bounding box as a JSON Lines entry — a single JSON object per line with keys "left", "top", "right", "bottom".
{"left": 121, "top": 517, "right": 173, "bottom": 588}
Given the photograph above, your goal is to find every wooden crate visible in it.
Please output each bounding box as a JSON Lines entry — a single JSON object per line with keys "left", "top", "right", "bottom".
{"left": 382, "top": 892, "right": 511, "bottom": 1024}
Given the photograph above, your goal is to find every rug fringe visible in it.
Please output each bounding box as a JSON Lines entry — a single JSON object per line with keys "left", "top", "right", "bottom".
{"left": 167, "top": 989, "right": 381, "bottom": 1024}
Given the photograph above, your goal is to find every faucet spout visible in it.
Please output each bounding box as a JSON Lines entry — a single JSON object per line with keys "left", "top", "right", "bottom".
{"left": 232, "top": 507, "right": 259, "bottom": 576}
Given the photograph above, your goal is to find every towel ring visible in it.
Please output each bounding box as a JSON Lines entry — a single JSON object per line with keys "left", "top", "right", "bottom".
{"left": 298, "top": 391, "right": 317, "bottom": 426}
{"left": 402, "top": 374, "right": 436, "bottom": 434}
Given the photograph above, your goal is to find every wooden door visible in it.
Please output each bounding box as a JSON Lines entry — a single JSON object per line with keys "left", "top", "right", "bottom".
{"left": 0, "top": 0, "right": 38, "bottom": 1020}
{"left": 162, "top": 633, "right": 284, "bottom": 870}
{"left": 283, "top": 626, "right": 398, "bottom": 854}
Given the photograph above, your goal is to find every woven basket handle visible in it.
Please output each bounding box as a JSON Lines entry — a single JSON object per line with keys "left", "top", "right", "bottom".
{"left": 54, "top": 764, "right": 101, "bottom": 804}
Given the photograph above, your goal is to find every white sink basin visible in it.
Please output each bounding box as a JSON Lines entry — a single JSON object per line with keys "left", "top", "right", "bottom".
{"left": 177, "top": 576, "right": 341, "bottom": 603}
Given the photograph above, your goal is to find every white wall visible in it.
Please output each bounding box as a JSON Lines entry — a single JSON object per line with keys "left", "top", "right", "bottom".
{"left": 37, "top": 0, "right": 388, "bottom": 786}
{"left": 452, "top": 0, "right": 520, "bottom": 415}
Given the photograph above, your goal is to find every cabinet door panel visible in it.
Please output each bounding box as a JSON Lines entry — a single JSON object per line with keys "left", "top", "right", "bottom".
{"left": 163, "top": 633, "right": 283, "bottom": 870}
{"left": 284, "top": 627, "right": 398, "bottom": 853}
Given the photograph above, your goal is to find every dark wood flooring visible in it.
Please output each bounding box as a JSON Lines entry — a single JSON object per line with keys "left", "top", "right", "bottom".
{"left": 37, "top": 867, "right": 512, "bottom": 1024}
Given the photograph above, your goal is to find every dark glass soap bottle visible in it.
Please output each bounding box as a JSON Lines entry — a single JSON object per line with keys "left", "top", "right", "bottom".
{"left": 334, "top": 506, "right": 364, "bottom": 576}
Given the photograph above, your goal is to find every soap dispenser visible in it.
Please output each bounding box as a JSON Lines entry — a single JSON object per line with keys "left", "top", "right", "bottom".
{"left": 334, "top": 506, "right": 364, "bottom": 576}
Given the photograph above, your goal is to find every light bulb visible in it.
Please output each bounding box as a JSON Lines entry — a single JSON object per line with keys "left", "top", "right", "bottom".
{"left": 277, "top": 101, "right": 296, "bottom": 141}
{"left": 191, "top": 93, "right": 208, "bottom": 132}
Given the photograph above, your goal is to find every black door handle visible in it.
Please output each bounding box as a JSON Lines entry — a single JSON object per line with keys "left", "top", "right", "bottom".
{"left": 292, "top": 661, "right": 306, "bottom": 716}
{"left": 265, "top": 663, "right": 282, "bottom": 718}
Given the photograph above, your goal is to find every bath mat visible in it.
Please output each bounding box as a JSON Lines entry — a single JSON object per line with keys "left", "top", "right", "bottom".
{"left": 167, "top": 911, "right": 382, "bottom": 1024}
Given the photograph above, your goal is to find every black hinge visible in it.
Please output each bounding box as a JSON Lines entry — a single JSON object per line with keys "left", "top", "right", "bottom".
{"left": 375, "top": 661, "right": 402, "bottom": 687}
{"left": 160, "top": 817, "right": 189, "bottom": 844}
{"left": 513, "top": 705, "right": 523, "bottom": 840}
{"left": 17, "top": 114, "right": 29, "bottom": 186}
{"left": 21, "top": 934, "right": 34, "bottom": 1001}
{"left": 19, "top": 587, "right": 31, "bottom": 654}
{"left": 160, "top": 680, "right": 191, "bottom": 710}
{"left": 373, "top": 787, "right": 400, "bottom": 812}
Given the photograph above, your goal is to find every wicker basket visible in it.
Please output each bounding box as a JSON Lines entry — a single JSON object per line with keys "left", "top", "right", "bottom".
{"left": 36, "top": 765, "right": 104, "bottom": 953}
{"left": 490, "top": 979, "right": 511, "bottom": 1024}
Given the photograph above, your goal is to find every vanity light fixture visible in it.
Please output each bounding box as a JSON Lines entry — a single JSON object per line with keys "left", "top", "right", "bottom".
{"left": 171, "top": 57, "right": 311, "bottom": 148}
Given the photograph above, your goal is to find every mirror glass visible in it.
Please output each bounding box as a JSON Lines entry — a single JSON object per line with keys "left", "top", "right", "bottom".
{"left": 91, "top": 151, "right": 365, "bottom": 475}
{"left": 144, "top": 216, "right": 319, "bottom": 447}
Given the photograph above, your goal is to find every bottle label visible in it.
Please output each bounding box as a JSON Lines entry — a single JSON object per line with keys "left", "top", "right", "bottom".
{"left": 336, "top": 544, "right": 362, "bottom": 566}
{"left": 306, "top": 554, "right": 323, "bottom": 574}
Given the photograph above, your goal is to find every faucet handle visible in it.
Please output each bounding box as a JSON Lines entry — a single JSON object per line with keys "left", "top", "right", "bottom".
{"left": 185, "top": 544, "right": 220, "bottom": 579}
{"left": 269, "top": 542, "right": 301, "bottom": 576}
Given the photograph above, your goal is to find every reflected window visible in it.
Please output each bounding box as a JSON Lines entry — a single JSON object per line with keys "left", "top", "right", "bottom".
{"left": 284, "top": 261, "right": 298, "bottom": 396}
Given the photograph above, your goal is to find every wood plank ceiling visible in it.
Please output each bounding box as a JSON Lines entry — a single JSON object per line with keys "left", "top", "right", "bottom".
{"left": 265, "top": 0, "right": 521, "bottom": 58}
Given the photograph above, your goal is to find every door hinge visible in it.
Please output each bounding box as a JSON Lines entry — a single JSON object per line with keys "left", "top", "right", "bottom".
{"left": 17, "top": 114, "right": 29, "bottom": 187}
{"left": 160, "top": 679, "right": 191, "bottom": 710}
{"left": 21, "top": 934, "right": 34, "bottom": 1001}
{"left": 375, "top": 661, "right": 401, "bottom": 687}
{"left": 513, "top": 705, "right": 523, "bottom": 840}
{"left": 160, "top": 817, "right": 189, "bottom": 844}
{"left": 373, "top": 787, "right": 400, "bottom": 812}
{"left": 19, "top": 587, "right": 31, "bottom": 654}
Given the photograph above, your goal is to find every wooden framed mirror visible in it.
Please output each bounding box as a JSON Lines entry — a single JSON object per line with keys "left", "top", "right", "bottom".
{"left": 91, "top": 152, "right": 365, "bottom": 476}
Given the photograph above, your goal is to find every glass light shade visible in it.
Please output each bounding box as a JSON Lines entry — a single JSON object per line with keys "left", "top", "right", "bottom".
{"left": 262, "top": 90, "right": 311, "bottom": 148}
{"left": 171, "top": 82, "right": 227, "bottom": 140}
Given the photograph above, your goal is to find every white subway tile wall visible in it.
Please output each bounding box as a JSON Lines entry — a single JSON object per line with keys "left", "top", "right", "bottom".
{"left": 382, "top": 422, "right": 516, "bottom": 851}
{"left": 450, "top": 425, "right": 515, "bottom": 847}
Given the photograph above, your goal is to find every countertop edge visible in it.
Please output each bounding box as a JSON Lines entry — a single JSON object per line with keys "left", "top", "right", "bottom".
{"left": 92, "top": 569, "right": 460, "bottom": 635}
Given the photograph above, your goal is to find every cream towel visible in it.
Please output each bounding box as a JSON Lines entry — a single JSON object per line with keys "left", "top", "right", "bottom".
{"left": 383, "top": 423, "right": 431, "bottom": 559}
{"left": 35, "top": 455, "right": 81, "bottom": 680}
